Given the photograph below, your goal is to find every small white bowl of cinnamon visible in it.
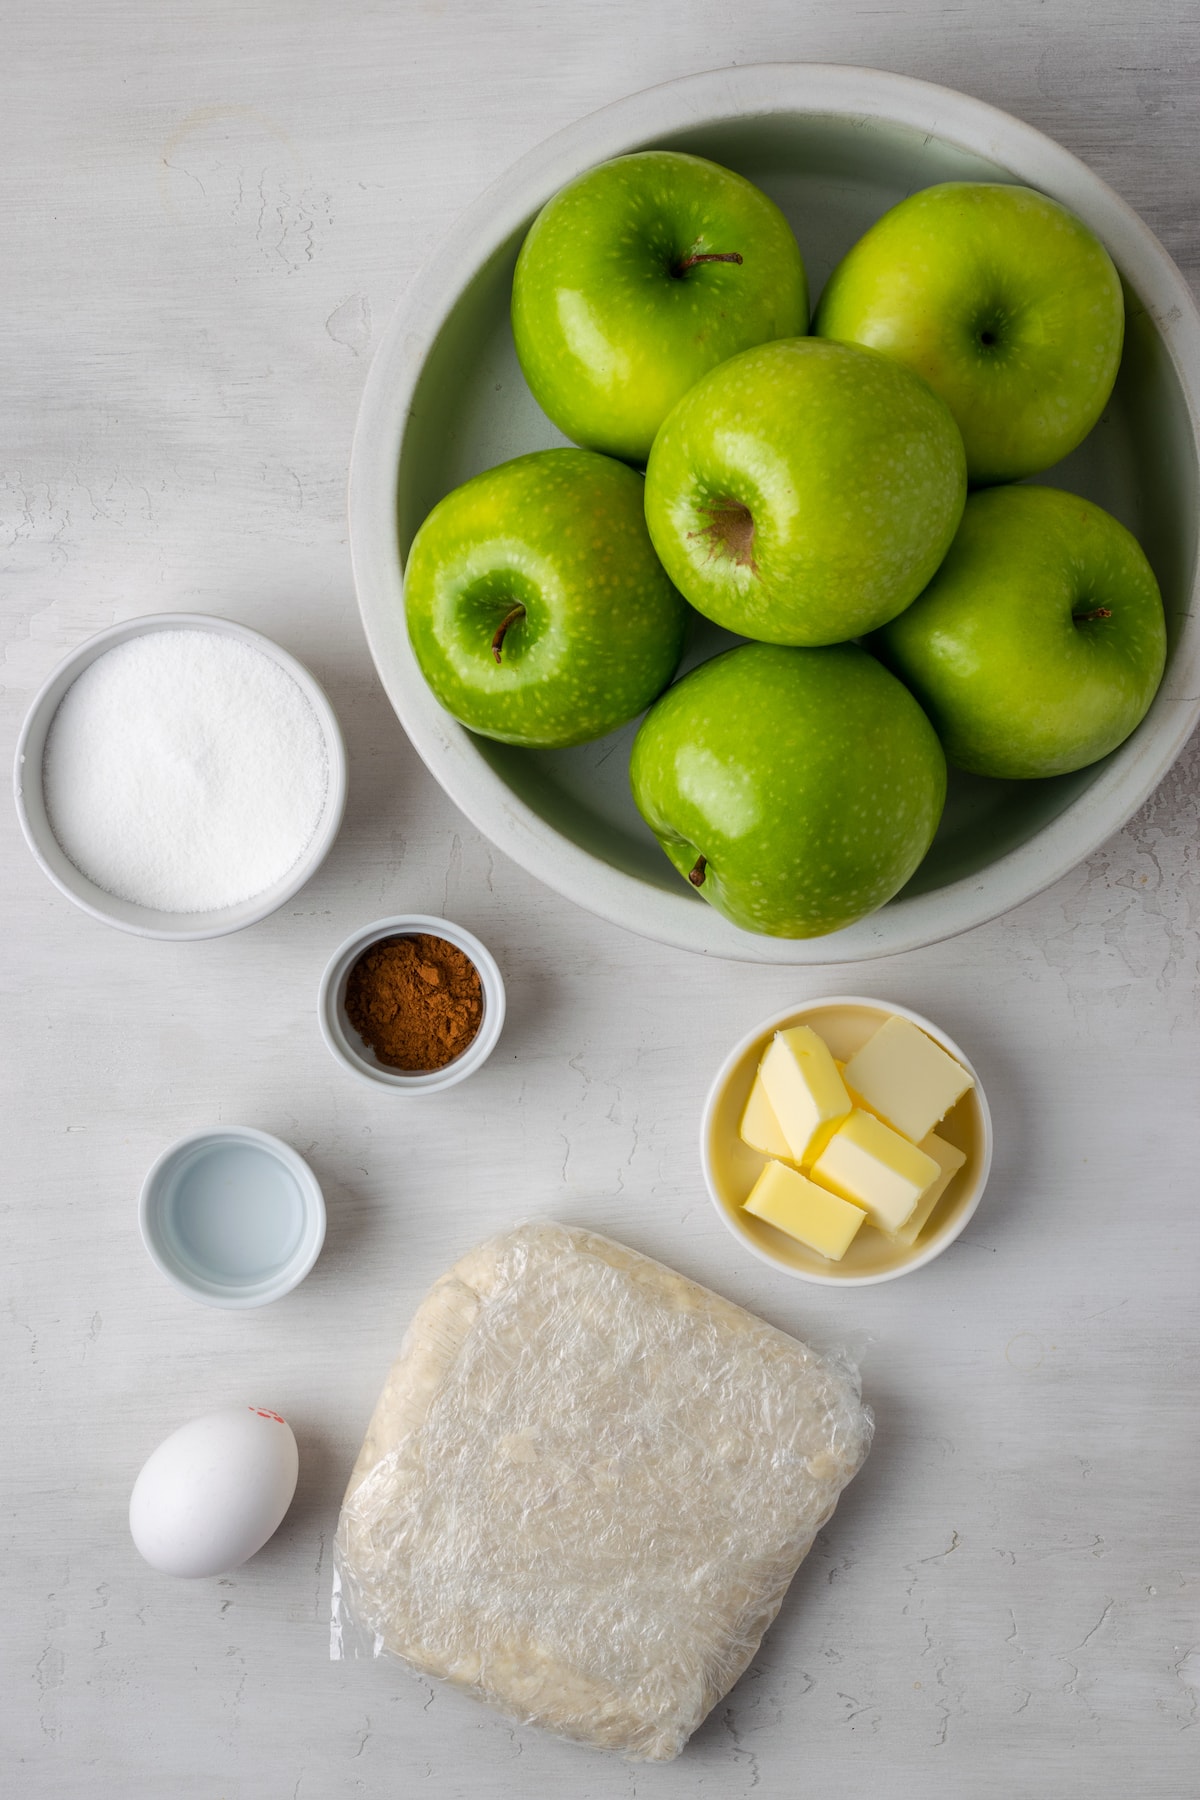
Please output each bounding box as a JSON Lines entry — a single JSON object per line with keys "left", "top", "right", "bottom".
{"left": 317, "top": 914, "right": 505, "bottom": 1092}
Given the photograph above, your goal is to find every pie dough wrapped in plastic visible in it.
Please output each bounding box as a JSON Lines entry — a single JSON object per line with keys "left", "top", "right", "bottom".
{"left": 332, "top": 1221, "right": 872, "bottom": 1760}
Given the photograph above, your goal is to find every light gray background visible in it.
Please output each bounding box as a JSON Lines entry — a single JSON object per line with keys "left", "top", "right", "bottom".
{"left": 3, "top": 4, "right": 1198, "bottom": 1796}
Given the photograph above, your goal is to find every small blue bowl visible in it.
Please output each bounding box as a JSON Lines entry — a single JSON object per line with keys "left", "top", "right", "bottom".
{"left": 138, "top": 1127, "right": 326, "bottom": 1309}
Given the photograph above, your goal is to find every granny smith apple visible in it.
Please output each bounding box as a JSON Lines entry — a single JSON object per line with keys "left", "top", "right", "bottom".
{"left": 629, "top": 642, "right": 946, "bottom": 938}
{"left": 404, "top": 449, "right": 687, "bottom": 749}
{"left": 814, "top": 183, "right": 1125, "bottom": 485}
{"left": 643, "top": 337, "right": 966, "bottom": 646}
{"left": 874, "top": 485, "right": 1166, "bottom": 778}
{"left": 511, "top": 151, "right": 808, "bottom": 464}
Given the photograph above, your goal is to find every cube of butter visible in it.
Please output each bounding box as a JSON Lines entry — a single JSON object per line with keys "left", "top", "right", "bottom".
{"left": 887, "top": 1132, "right": 967, "bottom": 1247}
{"left": 743, "top": 1160, "right": 867, "bottom": 1261}
{"left": 810, "top": 1108, "right": 940, "bottom": 1234}
{"left": 842, "top": 1015, "right": 973, "bottom": 1144}
{"left": 758, "top": 1027, "right": 852, "bottom": 1167}
{"left": 739, "top": 1071, "right": 793, "bottom": 1161}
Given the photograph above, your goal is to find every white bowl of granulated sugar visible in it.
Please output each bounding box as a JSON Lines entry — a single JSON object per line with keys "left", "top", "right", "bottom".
{"left": 14, "top": 613, "right": 347, "bottom": 940}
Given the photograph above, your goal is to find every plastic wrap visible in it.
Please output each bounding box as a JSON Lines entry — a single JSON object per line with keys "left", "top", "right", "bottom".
{"left": 332, "top": 1221, "right": 872, "bottom": 1761}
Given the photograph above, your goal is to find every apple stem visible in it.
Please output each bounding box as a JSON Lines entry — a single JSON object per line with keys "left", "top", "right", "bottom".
{"left": 1072, "top": 606, "right": 1113, "bottom": 623}
{"left": 688, "top": 854, "right": 708, "bottom": 888}
{"left": 491, "top": 604, "right": 526, "bottom": 663}
{"left": 673, "top": 251, "right": 743, "bottom": 275}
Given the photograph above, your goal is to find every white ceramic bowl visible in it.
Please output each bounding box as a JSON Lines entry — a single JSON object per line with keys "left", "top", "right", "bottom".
{"left": 349, "top": 63, "right": 1200, "bottom": 964}
{"left": 701, "top": 997, "right": 993, "bottom": 1285}
{"left": 13, "top": 612, "right": 347, "bottom": 941}
{"left": 139, "top": 1126, "right": 327, "bottom": 1309}
{"left": 317, "top": 914, "right": 506, "bottom": 1091}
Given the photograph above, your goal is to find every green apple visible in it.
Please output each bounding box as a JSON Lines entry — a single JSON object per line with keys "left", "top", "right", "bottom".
{"left": 643, "top": 337, "right": 966, "bottom": 646}
{"left": 874, "top": 485, "right": 1166, "bottom": 778}
{"left": 629, "top": 642, "right": 946, "bottom": 938}
{"left": 814, "top": 183, "right": 1125, "bottom": 485}
{"left": 404, "top": 449, "right": 687, "bottom": 749}
{"left": 511, "top": 151, "right": 807, "bottom": 465}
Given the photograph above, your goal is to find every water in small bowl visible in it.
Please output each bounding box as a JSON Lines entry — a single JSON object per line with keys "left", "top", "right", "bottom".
{"left": 140, "top": 1128, "right": 326, "bottom": 1307}
{"left": 159, "top": 1140, "right": 306, "bottom": 1287}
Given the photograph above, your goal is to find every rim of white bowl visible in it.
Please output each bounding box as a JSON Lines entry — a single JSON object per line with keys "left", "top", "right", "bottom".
{"left": 12, "top": 612, "right": 348, "bottom": 942}
{"left": 138, "top": 1125, "right": 327, "bottom": 1309}
{"left": 317, "top": 914, "right": 506, "bottom": 1091}
{"left": 348, "top": 61, "right": 1200, "bottom": 965}
{"left": 699, "top": 996, "right": 994, "bottom": 1285}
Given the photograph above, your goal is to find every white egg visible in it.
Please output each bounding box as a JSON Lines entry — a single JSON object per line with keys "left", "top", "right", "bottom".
{"left": 129, "top": 1406, "right": 299, "bottom": 1578}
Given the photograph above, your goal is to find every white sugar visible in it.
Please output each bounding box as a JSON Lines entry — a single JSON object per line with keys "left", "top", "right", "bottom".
{"left": 43, "top": 629, "right": 330, "bottom": 913}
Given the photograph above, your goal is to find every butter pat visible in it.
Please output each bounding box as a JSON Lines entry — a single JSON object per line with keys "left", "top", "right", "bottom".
{"left": 743, "top": 1160, "right": 866, "bottom": 1261}
{"left": 842, "top": 1015, "right": 973, "bottom": 1144}
{"left": 758, "top": 1027, "right": 852, "bottom": 1166}
{"left": 739, "top": 1072, "right": 793, "bottom": 1161}
{"left": 810, "top": 1109, "right": 940, "bottom": 1234}
{"left": 888, "top": 1132, "right": 967, "bottom": 1247}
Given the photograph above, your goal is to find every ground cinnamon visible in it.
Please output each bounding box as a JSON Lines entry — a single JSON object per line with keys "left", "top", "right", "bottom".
{"left": 344, "top": 933, "right": 484, "bottom": 1071}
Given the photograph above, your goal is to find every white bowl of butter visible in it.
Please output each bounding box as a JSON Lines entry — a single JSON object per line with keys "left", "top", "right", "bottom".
{"left": 701, "top": 998, "right": 992, "bottom": 1285}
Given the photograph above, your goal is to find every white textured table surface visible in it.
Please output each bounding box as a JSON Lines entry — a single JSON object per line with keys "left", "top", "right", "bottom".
{"left": 4, "top": 5, "right": 1199, "bottom": 1796}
